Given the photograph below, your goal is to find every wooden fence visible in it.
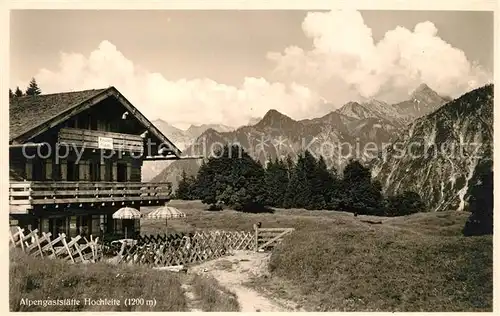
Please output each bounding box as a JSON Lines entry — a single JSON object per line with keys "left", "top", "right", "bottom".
{"left": 113, "top": 230, "right": 255, "bottom": 267}
{"left": 9, "top": 226, "right": 101, "bottom": 263}
{"left": 255, "top": 227, "right": 295, "bottom": 252}
{"left": 9, "top": 225, "right": 295, "bottom": 267}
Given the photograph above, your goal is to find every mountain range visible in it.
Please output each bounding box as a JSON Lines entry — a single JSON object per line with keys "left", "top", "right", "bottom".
{"left": 152, "top": 83, "right": 475, "bottom": 201}
{"left": 142, "top": 120, "right": 234, "bottom": 181}
{"left": 371, "top": 84, "right": 493, "bottom": 212}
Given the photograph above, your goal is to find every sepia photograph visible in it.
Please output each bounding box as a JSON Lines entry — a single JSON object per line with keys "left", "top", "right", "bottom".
{"left": 7, "top": 4, "right": 494, "bottom": 313}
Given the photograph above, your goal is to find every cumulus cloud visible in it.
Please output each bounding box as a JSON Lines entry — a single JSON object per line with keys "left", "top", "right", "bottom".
{"left": 16, "top": 40, "right": 322, "bottom": 129}
{"left": 268, "top": 10, "right": 492, "bottom": 105}
{"left": 14, "top": 10, "right": 492, "bottom": 128}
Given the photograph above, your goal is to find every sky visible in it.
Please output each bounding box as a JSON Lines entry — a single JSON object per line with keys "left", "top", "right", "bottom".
{"left": 10, "top": 10, "right": 494, "bottom": 129}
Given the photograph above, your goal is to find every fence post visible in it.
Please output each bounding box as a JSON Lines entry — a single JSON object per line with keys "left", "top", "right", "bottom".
{"left": 254, "top": 226, "right": 258, "bottom": 252}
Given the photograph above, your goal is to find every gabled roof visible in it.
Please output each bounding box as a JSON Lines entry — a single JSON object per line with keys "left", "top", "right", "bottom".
{"left": 10, "top": 89, "right": 106, "bottom": 141}
{"left": 9, "top": 86, "right": 182, "bottom": 157}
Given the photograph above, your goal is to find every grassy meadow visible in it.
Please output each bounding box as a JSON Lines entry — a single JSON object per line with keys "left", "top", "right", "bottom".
{"left": 10, "top": 243, "right": 240, "bottom": 312}
{"left": 141, "top": 200, "right": 493, "bottom": 312}
{"left": 9, "top": 248, "right": 188, "bottom": 312}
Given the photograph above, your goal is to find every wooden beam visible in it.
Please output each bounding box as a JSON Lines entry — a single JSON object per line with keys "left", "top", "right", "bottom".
{"left": 59, "top": 127, "right": 143, "bottom": 142}
{"left": 257, "top": 230, "right": 291, "bottom": 251}
{"left": 11, "top": 195, "right": 171, "bottom": 205}
{"left": 112, "top": 90, "right": 182, "bottom": 158}
{"left": 144, "top": 155, "right": 204, "bottom": 161}
{"left": 12, "top": 187, "right": 170, "bottom": 197}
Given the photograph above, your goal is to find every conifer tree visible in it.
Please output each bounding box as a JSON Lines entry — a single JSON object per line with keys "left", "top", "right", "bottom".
{"left": 463, "top": 161, "right": 493, "bottom": 236}
{"left": 308, "top": 156, "right": 331, "bottom": 210}
{"left": 14, "top": 86, "right": 23, "bottom": 97}
{"left": 264, "top": 157, "right": 289, "bottom": 207}
{"left": 283, "top": 153, "right": 311, "bottom": 208}
{"left": 302, "top": 151, "right": 321, "bottom": 209}
{"left": 340, "top": 159, "right": 385, "bottom": 215}
{"left": 25, "top": 78, "right": 41, "bottom": 96}
{"left": 283, "top": 164, "right": 300, "bottom": 208}
{"left": 9, "top": 88, "right": 14, "bottom": 99}
{"left": 325, "top": 165, "right": 342, "bottom": 210}
{"left": 194, "top": 145, "right": 266, "bottom": 211}
{"left": 176, "top": 170, "right": 197, "bottom": 200}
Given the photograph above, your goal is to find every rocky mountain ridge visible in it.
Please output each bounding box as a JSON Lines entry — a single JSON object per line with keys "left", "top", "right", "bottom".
{"left": 142, "top": 120, "right": 234, "bottom": 181}
{"left": 371, "top": 84, "right": 493, "bottom": 212}
{"left": 151, "top": 84, "right": 452, "bottom": 193}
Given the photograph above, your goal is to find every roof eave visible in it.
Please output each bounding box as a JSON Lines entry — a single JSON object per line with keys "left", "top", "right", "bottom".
{"left": 9, "top": 87, "right": 183, "bottom": 158}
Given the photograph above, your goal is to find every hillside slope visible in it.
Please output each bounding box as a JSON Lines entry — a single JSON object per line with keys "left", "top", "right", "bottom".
{"left": 371, "top": 84, "right": 493, "bottom": 212}
{"left": 141, "top": 200, "right": 493, "bottom": 312}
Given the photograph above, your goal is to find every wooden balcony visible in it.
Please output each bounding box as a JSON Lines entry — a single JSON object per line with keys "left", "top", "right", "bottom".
{"left": 9, "top": 181, "right": 172, "bottom": 214}
{"left": 58, "top": 128, "right": 144, "bottom": 153}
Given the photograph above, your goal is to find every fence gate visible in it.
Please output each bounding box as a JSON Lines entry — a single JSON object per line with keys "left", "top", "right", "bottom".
{"left": 254, "top": 227, "right": 294, "bottom": 252}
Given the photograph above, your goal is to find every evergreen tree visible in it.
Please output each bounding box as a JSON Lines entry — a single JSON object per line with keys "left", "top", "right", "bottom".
{"left": 194, "top": 148, "right": 231, "bottom": 207}
{"left": 340, "top": 159, "right": 385, "bottom": 215}
{"left": 283, "top": 164, "right": 301, "bottom": 208}
{"left": 194, "top": 145, "right": 266, "bottom": 211}
{"left": 9, "top": 88, "right": 14, "bottom": 99}
{"left": 308, "top": 156, "right": 332, "bottom": 210}
{"left": 264, "top": 157, "right": 289, "bottom": 207}
{"left": 285, "top": 155, "right": 294, "bottom": 179}
{"left": 176, "top": 170, "right": 197, "bottom": 200}
{"left": 14, "top": 86, "right": 23, "bottom": 97}
{"left": 325, "top": 165, "right": 342, "bottom": 210}
{"left": 284, "top": 153, "right": 311, "bottom": 208}
{"left": 25, "top": 78, "right": 41, "bottom": 96}
{"left": 463, "top": 161, "right": 493, "bottom": 236}
{"left": 302, "top": 151, "right": 323, "bottom": 210}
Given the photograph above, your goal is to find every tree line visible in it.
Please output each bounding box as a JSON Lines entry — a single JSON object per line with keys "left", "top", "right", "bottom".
{"left": 175, "top": 145, "right": 426, "bottom": 217}
{"left": 9, "top": 77, "right": 42, "bottom": 98}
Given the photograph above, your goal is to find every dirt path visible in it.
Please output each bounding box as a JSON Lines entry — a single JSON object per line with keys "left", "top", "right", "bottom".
{"left": 188, "top": 250, "right": 302, "bottom": 312}
{"left": 180, "top": 276, "right": 203, "bottom": 312}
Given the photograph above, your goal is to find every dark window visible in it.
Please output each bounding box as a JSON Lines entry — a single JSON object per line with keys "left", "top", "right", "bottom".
{"left": 67, "top": 161, "right": 80, "bottom": 181}
{"left": 79, "top": 115, "right": 89, "bottom": 129}
{"left": 104, "top": 161, "right": 113, "bottom": 181}
{"left": 89, "top": 161, "right": 101, "bottom": 181}
{"left": 90, "top": 116, "right": 98, "bottom": 130}
{"left": 117, "top": 163, "right": 127, "bottom": 182}
{"left": 32, "top": 159, "right": 45, "bottom": 181}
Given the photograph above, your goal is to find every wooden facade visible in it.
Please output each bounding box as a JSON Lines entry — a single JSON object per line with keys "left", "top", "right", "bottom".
{"left": 9, "top": 87, "right": 182, "bottom": 241}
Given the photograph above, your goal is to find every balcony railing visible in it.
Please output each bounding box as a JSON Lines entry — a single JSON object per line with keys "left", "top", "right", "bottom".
{"left": 9, "top": 181, "right": 172, "bottom": 214}
{"left": 58, "top": 128, "right": 144, "bottom": 153}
